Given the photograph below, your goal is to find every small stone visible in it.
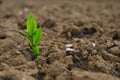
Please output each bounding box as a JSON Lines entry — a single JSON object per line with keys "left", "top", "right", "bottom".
{"left": 66, "top": 48, "right": 74, "bottom": 51}
{"left": 106, "top": 40, "right": 114, "bottom": 48}
{"left": 17, "top": 45, "right": 21, "bottom": 48}
{"left": 65, "top": 44, "right": 73, "bottom": 48}
{"left": 18, "top": 10, "right": 23, "bottom": 15}
{"left": 15, "top": 50, "right": 21, "bottom": 54}
{"left": 109, "top": 47, "right": 120, "bottom": 56}
{"left": 65, "top": 56, "right": 73, "bottom": 65}
{"left": 92, "top": 43, "right": 96, "bottom": 47}
{"left": 114, "top": 40, "right": 120, "bottom": 46}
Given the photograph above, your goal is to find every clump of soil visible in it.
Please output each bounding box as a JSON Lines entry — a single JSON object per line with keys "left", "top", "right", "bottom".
{"left": 0, "top": 0, "right": 120, "bottom": 80}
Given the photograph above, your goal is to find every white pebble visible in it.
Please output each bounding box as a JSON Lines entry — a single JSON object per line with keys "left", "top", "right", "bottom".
{"left": 65, "top": 44, "right": 73, "bottom": 48}
{"left": 66, "top": 48, "right": 74, "bottom": 51}
{"left": 92, "top": 43, "right": 96, "bottom": 47}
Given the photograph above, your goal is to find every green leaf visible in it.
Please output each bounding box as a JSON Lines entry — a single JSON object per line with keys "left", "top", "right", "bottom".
{"left": 32, "top": 45, "right": 40, "bottom": 59}
{"left": 27, "top": 13, "right": 37, "bottom": 35}
{"left": 33, "top": 27, "right": 42, "bottom": 45}
{"left": 20, "top": 30, "right": 28, "bottom": 37}
{"left": 20, "top": 30, "right": 32, "bottom": 44}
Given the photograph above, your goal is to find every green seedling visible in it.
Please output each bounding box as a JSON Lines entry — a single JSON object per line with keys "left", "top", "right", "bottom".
{"left": 20, "top": 13, "right": 42, "bottom": 59}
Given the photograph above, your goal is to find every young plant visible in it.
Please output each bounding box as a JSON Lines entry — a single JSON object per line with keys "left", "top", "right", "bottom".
{"left": 20, "top": 13, "right": 42, "bottom": 59}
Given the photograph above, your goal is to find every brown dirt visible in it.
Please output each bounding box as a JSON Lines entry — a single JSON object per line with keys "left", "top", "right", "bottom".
{"left": 0, "top": 0, "right": 120, "bottom": 80}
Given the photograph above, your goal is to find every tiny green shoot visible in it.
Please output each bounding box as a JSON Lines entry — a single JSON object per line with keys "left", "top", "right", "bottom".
{"left": 20, "top": 13, "right": 42, "bottom": 59}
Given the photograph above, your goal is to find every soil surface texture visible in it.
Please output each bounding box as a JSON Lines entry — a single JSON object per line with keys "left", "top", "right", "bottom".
{"left": 0, "top": 0, "right": 120, "bottom": 80}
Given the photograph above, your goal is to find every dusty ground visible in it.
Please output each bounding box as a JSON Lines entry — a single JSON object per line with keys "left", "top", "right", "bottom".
{"left": 0, "top": 0, "right": 120, "bottom": 80}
